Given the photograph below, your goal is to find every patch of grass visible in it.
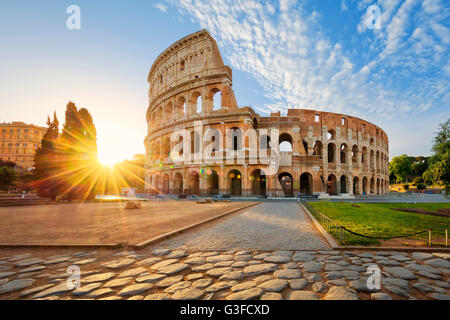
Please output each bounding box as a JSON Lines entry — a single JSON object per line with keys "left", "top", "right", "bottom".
{"left": 307, "top": 201, "right": 450, "bottom": 246}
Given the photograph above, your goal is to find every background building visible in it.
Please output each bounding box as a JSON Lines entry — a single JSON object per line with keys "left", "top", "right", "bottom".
{"left": 0, "top": 121, "right": 46, "bottom": 171}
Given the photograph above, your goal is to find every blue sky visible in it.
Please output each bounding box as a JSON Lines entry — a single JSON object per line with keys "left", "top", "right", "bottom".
{"left": 0, "top": 0, "right": 448, "bottom": 164}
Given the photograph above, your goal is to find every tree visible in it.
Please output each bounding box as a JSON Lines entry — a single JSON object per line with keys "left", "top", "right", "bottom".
{"left": 0, "top": 166, "right": 16, "bottom": 191}
{"left": 0, "top": 160, "right": 16, "bottom": 168}
{"left": 389, "top": 155, "right": 412, "bottom": 183}
{"left": 34, "top": 112, "right": 60, "bottom": 200}
{"left": 432, "top": 119, "right": 450, "bottom": 155}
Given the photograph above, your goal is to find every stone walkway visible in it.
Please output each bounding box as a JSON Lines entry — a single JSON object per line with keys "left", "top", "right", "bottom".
{"left": 0, "top": 248, "right": 449, "bottom": 300}
{"left": 157, "top": 202, "right": 329, "bottom": 251}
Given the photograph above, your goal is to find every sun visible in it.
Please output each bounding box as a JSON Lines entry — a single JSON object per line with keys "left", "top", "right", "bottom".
{"left": 98, "top": 148, "right": 124, "bottom": 167}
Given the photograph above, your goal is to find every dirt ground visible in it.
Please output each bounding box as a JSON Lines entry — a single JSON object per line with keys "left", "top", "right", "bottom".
{"left": 0, "top": 201, "right": 256, "bottom": 245}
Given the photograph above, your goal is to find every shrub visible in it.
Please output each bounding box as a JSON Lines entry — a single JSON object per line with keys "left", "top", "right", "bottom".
{"left": 403, "top": 184, "right": 410, "bottom": 190}
{"left": 416, "top": 183, "right": 426, "bottom": 190}
{"left": 413, "top": 176, "right": 424, "bottom": 185}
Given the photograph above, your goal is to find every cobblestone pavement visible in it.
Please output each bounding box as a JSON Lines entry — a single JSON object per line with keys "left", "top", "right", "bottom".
{"left": 157, "top": 202, "right": 329, "bottom": 251}
{"left": 0, "top": 248, "right": 449, "bottom": 300}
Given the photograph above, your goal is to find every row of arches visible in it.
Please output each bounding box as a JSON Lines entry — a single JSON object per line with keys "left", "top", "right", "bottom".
{"left": 149, "top": 88, "right": 222, "bottom": 129}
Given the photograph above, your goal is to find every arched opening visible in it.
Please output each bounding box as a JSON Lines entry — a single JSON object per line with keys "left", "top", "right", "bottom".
{"left": 250, "top": 169, "right": 266, "bottom": 196}
{"left": 165, "top": 102, "right": 173, "bottom": 122}
{"left": 179, "top": 60, "right": 185, "bottom": 71}
{"left": 190, "top": 131, "right": 201, "bottom": 156}
{"left": 376, "top": 178, "right": 380, "bottom": 195}
{"left": 173, "top": 173, "right": 183, "bottom": 194}
{"left": 327, "top": 174, "right": 337, "bottom": 195}
{"left": 362, "top": 177, "right": 368, "bottom": 195}
{"left": 353, "top": 176, "right": 360, "bottom": 195}
{"left": 370, "top": 177, "right": 375, "bottom": 194}
{"left": 228, "top": 169, "right": 242, "bottom": 196}
{"left": 211, "top": 88, "right": 221, "bottom": 111}
{"left": 162, "top": 137, "right": 170, "bottom": 159}
{"left": 187, "top": 172, "right": 200, "bottom": 195}
{"left": 300, "top": 172, "right": 313, "bottom": 195}
{"left": 154, "top": 175, "right": 160, "bottom": 192}
{"left": 162, "top": 174, "right": 169, "bottom": 194}
{"left": 327, "top": 129, "right": 336, "bottom": 140}
{"left": 279, "top": 133, "right": 293, "bottom": 152}
{"left": 278, "top": 172, "right": 293, "bottom": 197}
{"left": 370, "top": 150, "right": 375, "bottom": 171}
{"left": 204, "top": 128, "right": 221, "bottom": 161}
{"left": 328, "top": 143, "right": 336, "bottom": 163}
{"left": 361, "top": 147, "right": 368, "bottom": 165}
{"left": 313, "top": 141, "right": 323, "bottom": 159}
{"left": 302, "top": 140, "right": 308, "bottom": 155}
{"left": 352, "top": 145, "right": 358, "bottom": 164}
{"left": 205, "top": 169, "right": 219, "bottom": 195}
{"left": 231, "top": 127, "right": 242, "bottom": 151}
{"left": 155, "top": 140, "right": 161, "bottom": 160}
{"left": 176, "top": 96, "right": 186, "bottom": 118}
{"left": 340, "top": 175, "right": 347, "bottom": 193}
{"left": 340, "top": 144, "right": 348, "bottom": 164}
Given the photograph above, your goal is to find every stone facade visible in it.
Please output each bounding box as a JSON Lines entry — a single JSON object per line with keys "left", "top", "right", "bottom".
{"left": 144, "top": 30, "right": 389, "bottom": 197}
{"left": 0, "top": 122, "right": 46, "bottom": 170}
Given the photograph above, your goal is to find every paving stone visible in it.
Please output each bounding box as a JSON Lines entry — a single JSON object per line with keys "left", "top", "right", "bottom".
{"left": 424, "top": 258, "right": 450, "bottom": 269}
{"left": 253, "top": 253, "right": 271, "bottom": 260}
{"left": 9, "top": 254, "right": 32, "bottom": 261}
{"left": 15, "top": 258, "right": 44, "bottom": 268}
{"left": 73, "top": 258, "right": 97, "bottom": 265}
{"left": 325, "top": 264, "right": 345, "bottom": 271}
{"left": 206, "top": 267, "right": 232, "bottom": 277}
{"left": 248, "top": 260, "right": 262, "bottom": 265}
{"left": 258, "top": 279, "right": 288, "bottom": 292}
{"left": 104, "top": 277, "right": 134, "bottom": 288}
{"left": 244, "top": 264, "right": 277, "bottom": 276}
{"left": 412, "top": 252, "right": 433, "bottom": 260}
{"left": 152, "top": 249, "right": 171, "bottom": 256}
{"left": 324, "top": 287, "right": 359, "bottom": 300}
{"left": 433, "top": 280, "right": 449, "bottom": 289}
{"left": 235, "top": 255, "right": 253, "bottom": 261}
{"left": 430, "top": 293, "right": 450, "bottom": 300}
{"left": 336, "top": 261, "right": 351, "bottom": 266}
{"left": 73, "top": 283, "right": 103, "bottom": 296}
{"left": 118, "top": 283, "right": 153, "bottom": 296}
{"left": 201, "top": 252, "right": 219, "bottom": 257}
{"left": 151, "top": 259, "right": 179, "bottom": 270}
{"left": 226, "top": 287, "right": 264, "bottom": 300}
{"left": 357, "top": 252, "right": 373, "bottom": 258}
{"left": 205, "top": 281, "right": 237, "bottom": 293}
{"left": 378, "top": 259, "right": 401, "bottom": 266}
{"left": 342, "top": 270, "right": 360, "bottom": 279}
{"left": 292, "top": 252, "right": 314, "bottom": 262}
{"left": 347, "top": 265, "right": 366, "bottom": 272}
{"left": 172, "top": 288, "right": 204, "bottom": 300}
{"left": 302, "top": 261, "right": 323, "bottom": 273}
{"left": 87, "top": 288, "right": 114, "bottom": 298}
{"left": 235, "top": 250, "right": 251, "bottom": 256}
{"left": 304, "top": 273, "right": 322, "bottom": 283}
{"left": 289, "top": 279, "right": 307, "bottom": 290}
{"left": 156, "top": 276, "right": 183, "bottom": 287}
{"left": 219, "top": 270, "right": 244, "bottom": 281}
{"left": 319, "top": 250, "right": 339, "bottom": 255}
{"left": 231, "top": 281, "right": 257, "bottom": 292}
{"left": 118, "top": 267, "right": 147, "bottom": 278}
{"left": 157, "top": 263, "right": 188, "bottom": 275}
{"left": 214, "top": 261, "right": 234, "bottom": 267}
{"left": 231, "top": 261, "right": 248, "bottom": 268}
{"left": 164, "top": 281, "right": 191, "bottom": 294}
{"left": 192, "top": 278, "right": 213, "bottom": 289}
{"left": 254, "top": 275, "right": 273, "bottom": 284}
{"left": 272, "top": 251, "right": 293, "bottom": 256}
{"left": 136, "top": 273, "right": 167, "bottom": 284}
{"left": 144, "top": 293, "right": 171, "bottom": 300}
{"left": 312, "top": 281, "right": 327, "bottom": 293}
{"left": 370, "top": 292, "right": 392, "bottom": 300}
{"left": 32, "top": 282, "right": 73, "bottom": 298}
{"left": 166, "top": 250, "right": 187, "bottom": 259}
{"left": 272, "top": 269, "right": 300, "bottom": 280}
{"left": 205, "top": 255, "right": 234, "bottom": 263}
{"left": 20, "top": 284, "right": 54, "bottom": 297}
{"left": 412, "top": 282, "right": 435, "bottom": 293}
{"left": 360, "top": 258, "right": 373, "bottom": 263}
{"left": 0, "top": 271, "right": 15, "bottom": 279}
{"left": 432, "top": 253, "right": 450, "bottom": 261}
{"left": 382, "top": 277, "right": 409, "bottom": 290}
{"left": 406, "top": 263, "right": 442, "bottom": 275}
{"left": 44, "top": 256, "right": 72, "bottom": 265}
{"left": 384, "top": 285, "right": 409, "bottom": 297}
{"left": 260, "top": 292, "right": 283, "bottom": 300}
{"left": 103, "top": 259, "right": 135, "bottom": 269}
{"left": 384, "top": 267, "right": 416, "bottom": 280}
{"left": 288, "top": 291, "right": 319, "bottom": 300}
{"left": 137, "top": 257, "right": 162, "bottom": 266}
{"left": 192, "top": 263, "right": 214, "bottom": 272}
{"left": 282, "top": 262, "right": 298, "bottom": 269}
{"left": 327, "top": 256, "right": 344, "bottom": 260}
{"left": 184, "top": 257, "right": 205, "bottom": 265}
{"left": 0, "top": 279, "right": 35, "bottom": 294}
{"left": 0, "top": 279, "right": 9, "bottom": 285}
{"left": 82, "top": 272, "right": 116, "bottom": 283}
{"left": 325, "top": 271, "right": 343, "bottom": 280}
{"left": 327, "top": 279, "right": 347, "bottom": 286}
{"left": 390, "top": 255, "right": 411, "bottom": 262}
{"left": 186, "top": 273, "right": 203, "bottom": 281}
{"left": 349, "top": 280, "right": 378, "bottom": 292}
{"left": 263, "top": 255, "right": 291, "bottom": 263}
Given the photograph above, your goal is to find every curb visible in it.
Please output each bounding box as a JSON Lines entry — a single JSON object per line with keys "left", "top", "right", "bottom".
{"left": 132, "top": 202, "right": 259, "bottom": 250}
{"left": 334, "top": 246, "right": 450, "bottom": 252}
{"left": 0, "top": 244, "right": 122, "bottom": 249}
{"left": 298, "top": 201, "right": 338, "bottom": 249}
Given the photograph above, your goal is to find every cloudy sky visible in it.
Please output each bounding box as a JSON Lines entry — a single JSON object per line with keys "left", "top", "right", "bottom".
{"left": 0, "top": 0, "right": 448, "bottom": 165}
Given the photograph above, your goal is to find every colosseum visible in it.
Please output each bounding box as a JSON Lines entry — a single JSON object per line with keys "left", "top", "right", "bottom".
{"left": 144, "top": 29, "right": 389, "bottom": 198}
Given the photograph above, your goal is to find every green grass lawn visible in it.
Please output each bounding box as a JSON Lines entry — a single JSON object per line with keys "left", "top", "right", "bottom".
{"left": 306, "top": 202, "right": 450, "bottom": 246}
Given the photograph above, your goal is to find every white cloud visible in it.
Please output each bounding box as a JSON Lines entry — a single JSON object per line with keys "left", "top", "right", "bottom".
{"left": 153, "top": 2, "right": 168, "bottom": 12}
{"left": 341, "top": 0, "right": 349, "bottom": 12}
{"left": 167, "top": 0, "right": 448, "bottom": 122}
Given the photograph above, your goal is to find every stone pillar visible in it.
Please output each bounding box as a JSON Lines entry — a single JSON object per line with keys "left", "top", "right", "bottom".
{"left": 242, "top": 165, "right": 249, "bottom": 196}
